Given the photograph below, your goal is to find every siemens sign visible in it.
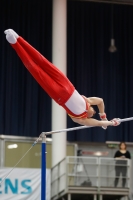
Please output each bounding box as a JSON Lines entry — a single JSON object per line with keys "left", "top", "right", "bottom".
{"left": 0, "top": 179, "right": 32, "bottom": 194}
{"left": 0, "top": 168, "right": 50, "bottom": 200}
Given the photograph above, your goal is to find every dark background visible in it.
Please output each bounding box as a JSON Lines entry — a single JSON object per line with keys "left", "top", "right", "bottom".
{"left": 0, "top": 0, "right": 133, "bottom": 142}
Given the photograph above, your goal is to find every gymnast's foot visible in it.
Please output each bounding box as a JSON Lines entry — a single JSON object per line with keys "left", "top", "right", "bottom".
{"left": 4, "top": 29, "right": 19, "bottom": 39}
{"left": 5, "top": 32, "right": 17, "bottom": 44}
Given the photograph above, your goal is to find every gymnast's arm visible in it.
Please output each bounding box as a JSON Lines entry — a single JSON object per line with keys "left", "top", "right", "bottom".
{"left": 84, "top": 96, "right": 105, "bottom": 113}
{"left": 71, "top": 117, "right": 113, "bottom": 127}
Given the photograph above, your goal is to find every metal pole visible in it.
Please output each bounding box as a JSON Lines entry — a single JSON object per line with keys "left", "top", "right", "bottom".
{"left": 68, "top": 193, "right": 71, "bottom": 200}
{"left": 41, "top": 133, "right": 46, "bottom": 200}
{"left": 119, "top": 117, "right": 133, "bottom": 122}
{"left": 41, "top": 117, "right": 133, "bottom": 136}
{"left": 43, "top": 125, "right": 93, "bottom": 136}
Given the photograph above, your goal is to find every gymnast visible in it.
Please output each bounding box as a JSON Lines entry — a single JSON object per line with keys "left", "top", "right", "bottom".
{"left": 4, "top": 29, "right": 120, "bottom": 128}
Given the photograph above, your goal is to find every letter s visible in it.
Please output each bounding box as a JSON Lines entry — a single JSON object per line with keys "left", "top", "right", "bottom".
{"left": 21, "top": 180, "right": 32, "bottom": 194}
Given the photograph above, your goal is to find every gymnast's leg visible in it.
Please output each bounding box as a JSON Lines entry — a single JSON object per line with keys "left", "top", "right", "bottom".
{"left": 4, "top": 29, "right": 75, "bottom": 105}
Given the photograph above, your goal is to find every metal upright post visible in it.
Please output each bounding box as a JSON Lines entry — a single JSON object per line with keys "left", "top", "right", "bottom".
{"left": 41, "top": 133, "right": 46, "bottom": 200}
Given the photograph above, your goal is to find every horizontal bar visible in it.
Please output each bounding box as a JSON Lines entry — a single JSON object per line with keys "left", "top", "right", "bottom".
{"left": 43, "top": 125, "right": 93, "bottom": 136}
{"left": 118, "top": 117, "right": 133, "bottom": 122}
{"left": 42, "top": 117, "right": 133, "bottom": 136}
{"left": 81, "top": 0, "right": 133, "bottom": 6}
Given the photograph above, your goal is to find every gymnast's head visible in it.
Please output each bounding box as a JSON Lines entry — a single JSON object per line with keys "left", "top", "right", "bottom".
{"left": 87, "top": 106, "right": 96, "bottom": 118}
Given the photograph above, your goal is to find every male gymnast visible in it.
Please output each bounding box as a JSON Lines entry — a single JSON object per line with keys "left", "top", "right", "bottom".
{"left": 4, "top": 29, "right": 120, "bottom": 128}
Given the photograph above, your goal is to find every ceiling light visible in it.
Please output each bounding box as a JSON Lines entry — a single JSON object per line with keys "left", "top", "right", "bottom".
{"left": 108, "top": 38, "right": 117, "bottom": 53}
{"left": 109, "top": 4, "right": 117, "bottom": 53}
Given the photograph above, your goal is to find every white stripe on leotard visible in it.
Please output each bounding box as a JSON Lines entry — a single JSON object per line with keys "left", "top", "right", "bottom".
{"left": 65, "top": 90, "right": 86, "bottom": 115}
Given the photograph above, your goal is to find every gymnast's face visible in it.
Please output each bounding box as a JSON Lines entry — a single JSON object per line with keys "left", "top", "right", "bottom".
{"left": 87, "top": 106, "right": 96, "bottom": 118}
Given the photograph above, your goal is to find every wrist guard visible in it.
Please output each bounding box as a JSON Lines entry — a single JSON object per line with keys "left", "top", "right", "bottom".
{"left": 99, "top": 113, "right": 106, "bottom": 120}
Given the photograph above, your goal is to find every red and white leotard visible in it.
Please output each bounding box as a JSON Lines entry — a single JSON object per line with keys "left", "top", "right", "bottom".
{"left": 63, "top": 90, "right": 89, "bottom": 118}
{"left": 10, "top": 36, "right": 89, "bottom": 119}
